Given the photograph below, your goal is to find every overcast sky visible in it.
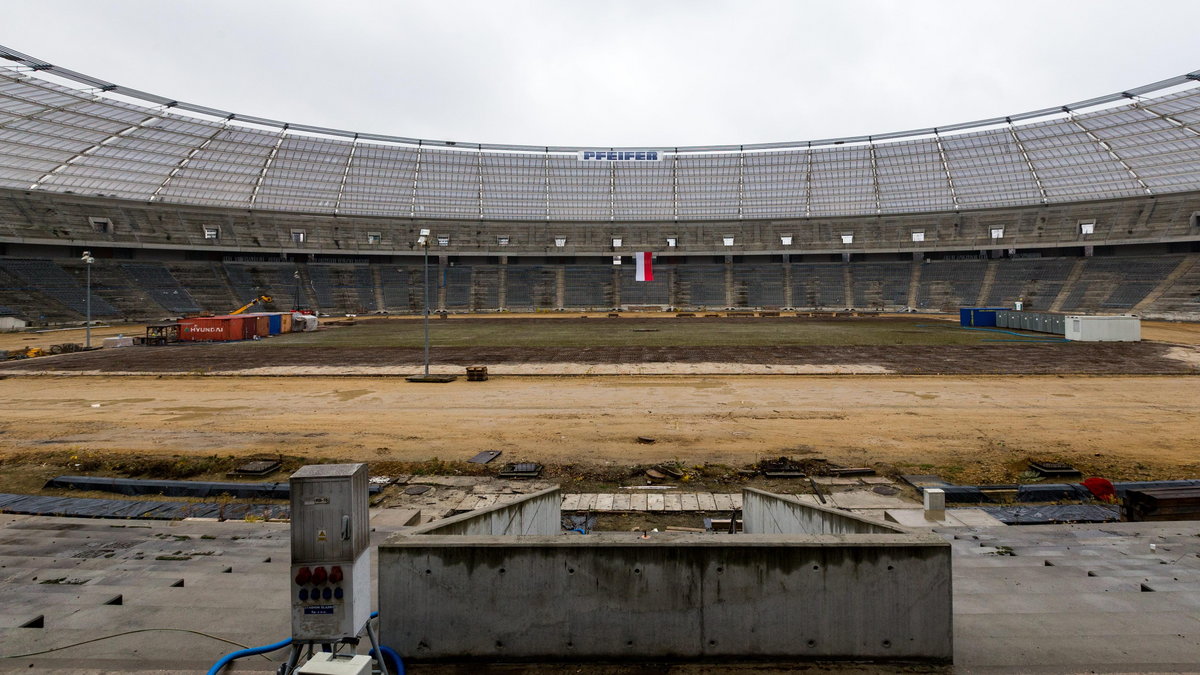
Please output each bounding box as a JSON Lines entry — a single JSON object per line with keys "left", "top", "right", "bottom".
{"left": 6, "top": 1, "right": 1200, "bottom": 148}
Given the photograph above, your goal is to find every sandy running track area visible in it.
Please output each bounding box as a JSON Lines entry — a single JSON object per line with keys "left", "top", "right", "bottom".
{"left": 0, "top": 374, "right": 1196, "bottom": 484}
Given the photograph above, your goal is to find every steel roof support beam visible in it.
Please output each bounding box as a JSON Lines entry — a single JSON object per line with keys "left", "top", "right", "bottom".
{"left": 0, "top": 74, "right": 98, "bottom": 132}
{"left": 248, "top": 124, "right": 287, "bottom": 209}
{"left": 737, "top": 147, "right": 745, "bottom": 220}
{"left": 867, "top": 137, "right": 882, "bottom": 215}
{"left": 803, "top": 143, "right": 813, "bottom": 219}
{"left": 1066, "top": 108, "right": 1152, "bottom": 195}
{"left": 411, "top": 142, "right": 422, "bottom": 219}
{"left": 1134, "top": 97, "right": 1200, "bottom": 139}
{"left": 1006, "top": 119, "right": 1048, "bottom": 205}
{"left": 31, "top": 108, "right": 164, "bottom": 191}
{"left": 333, "top": 134, "right": 358, "bottom": 216}
{"left": 543, "top": 148, "right": 550, "bottom": 221}
{"left": 149, "top": 116, "right": 232, "bottom": 202}
{"left": 477, "top": 146, "right": 484, "bottom": 219}
{"left": 932, "top": 129, "right": 960, "bottom": 211}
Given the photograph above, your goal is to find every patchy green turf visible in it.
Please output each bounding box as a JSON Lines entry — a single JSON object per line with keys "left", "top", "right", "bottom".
{"left": 253, "top": 317, "right": 1016, "bottom": 348}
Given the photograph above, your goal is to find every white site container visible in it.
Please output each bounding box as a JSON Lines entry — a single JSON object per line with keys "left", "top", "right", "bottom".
{"left": 1064, "top": 315, "right": 1141, "bottom": 342}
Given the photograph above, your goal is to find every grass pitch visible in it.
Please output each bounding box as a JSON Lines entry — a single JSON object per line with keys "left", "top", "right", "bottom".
{"left": 255, "top": 316, "right": 1017, "bottom": 349}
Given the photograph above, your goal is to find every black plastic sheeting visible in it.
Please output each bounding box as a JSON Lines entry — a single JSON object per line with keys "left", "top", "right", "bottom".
{"left": 44, "top": 476, "right": 381, "bottom": 499}
{"left": 931, "top": 480, "right": 1200, "bottom": 505}
{"left": 0, "top": 493, "right": 289, "bottom": 521}
{"left": 1112, "top": 480, "right": 1200, "bottom": 497}
{"left": 980, "top": 504, "right": 1120, "bottom": 525}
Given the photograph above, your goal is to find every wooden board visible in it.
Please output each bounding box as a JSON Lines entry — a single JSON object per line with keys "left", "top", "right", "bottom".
{"left": 578, "top": 494, "right": 597, "bottom": 511}
{"left": 560, "top": 494, "right": 581, "bottom": 511}
{"left": 613, "top": 493, "right": 631, "bottom": 511}
{"left": 647, "top": 493, "right": 665, "bottom": 511}
{"left": 713, "top": 493, "right": 735, "bottom": 511}
{"left": 631, "top": 493, "right": 649, "bottom": 511}
{"left": 664, "top": 493, "right": 682, "bottom": 512}
{"left": 596, "top": 494, "right": 615, "bottom": 511}
{"left": 680, "top": 493, "right": 700, "bottom": 511}
{"left": 697, "top": 493, "right": 717, "bottom": 511}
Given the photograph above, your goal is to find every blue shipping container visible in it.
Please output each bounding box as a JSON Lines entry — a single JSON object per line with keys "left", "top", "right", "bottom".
{"left": 959, "top": 307, "right": 1007, "bottom": 327}
{"left": 267, "top": 313, "right": 282, "bottom": 335}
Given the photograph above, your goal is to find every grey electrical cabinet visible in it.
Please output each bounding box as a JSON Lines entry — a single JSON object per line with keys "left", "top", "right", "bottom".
{"left": 289, "top": 463, "right": 372, "bottom": 642}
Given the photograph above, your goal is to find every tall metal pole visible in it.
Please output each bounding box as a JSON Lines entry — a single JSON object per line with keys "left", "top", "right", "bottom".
{"left": 85, "top": 261, "right": 91, "bottom": 349}
{"left": 422, "top": 242, "right": 430, "bottom": 377}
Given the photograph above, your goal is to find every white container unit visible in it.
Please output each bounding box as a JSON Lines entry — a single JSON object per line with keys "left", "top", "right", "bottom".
{"left": 1064, "top": 315, "right": 1141, "bottom": 342}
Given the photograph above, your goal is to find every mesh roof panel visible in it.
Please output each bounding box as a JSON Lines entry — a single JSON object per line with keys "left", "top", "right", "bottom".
{"left": 0, "top": 58, "right": 1198, "bottom": 219}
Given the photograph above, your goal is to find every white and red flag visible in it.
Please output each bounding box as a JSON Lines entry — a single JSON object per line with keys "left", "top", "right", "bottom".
{"left": 635, "top": 252, "right": 653, "bottom": 281}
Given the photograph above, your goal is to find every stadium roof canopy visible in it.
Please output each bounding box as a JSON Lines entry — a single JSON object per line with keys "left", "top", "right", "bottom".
{"left": 1, "top": 45, "right": 1199, "bottom": 222}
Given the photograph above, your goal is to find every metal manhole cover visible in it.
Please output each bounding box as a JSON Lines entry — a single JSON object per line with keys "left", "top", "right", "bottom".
{"left": 872, "top": 485, "right": 900, "bottom": 496}
{"left": 404, "top": 485, "right": 433, "bottom": 496}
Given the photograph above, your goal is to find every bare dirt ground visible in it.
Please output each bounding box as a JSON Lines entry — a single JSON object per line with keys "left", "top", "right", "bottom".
{"left": 0, "top": 374, "right": 1196, "bottom": 486}
{"left": 1, "top": 317, "right": 1197, "bottom": 488}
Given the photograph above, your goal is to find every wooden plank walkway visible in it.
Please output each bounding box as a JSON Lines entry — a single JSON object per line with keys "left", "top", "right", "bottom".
{"left": 454, "top": 492, "right": 746, "bottom": 512}
{"left": 563, "top": 493, "right": 743, "bottom": 512}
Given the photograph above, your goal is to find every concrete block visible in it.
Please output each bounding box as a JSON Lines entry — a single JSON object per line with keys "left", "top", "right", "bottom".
{"left": 924, "top": 488, "right": 946, "bottom": 521}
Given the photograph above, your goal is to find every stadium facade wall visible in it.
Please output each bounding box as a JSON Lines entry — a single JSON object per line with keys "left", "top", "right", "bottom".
{"left": 1, "top": 189, "right": 1198, "bottom": 261}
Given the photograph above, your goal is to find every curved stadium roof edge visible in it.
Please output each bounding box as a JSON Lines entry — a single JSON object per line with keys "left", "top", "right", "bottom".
{"left": 2, "top": 44, "right": 1198, "bottom": 154}
{"left": 3, "top": 44, "right": 1200, "bottom": 222}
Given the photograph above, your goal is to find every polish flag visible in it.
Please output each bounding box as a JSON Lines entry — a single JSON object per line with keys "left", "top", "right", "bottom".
{"left": 635, "top": 252, "right": 653, "bottom": 281}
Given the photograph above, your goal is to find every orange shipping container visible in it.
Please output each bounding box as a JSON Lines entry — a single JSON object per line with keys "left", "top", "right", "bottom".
{"left": 250, "top": 315, "right": 269, "bottom": 337}
{"left": 178, "top": 317, "right": 242, "bottom": 342}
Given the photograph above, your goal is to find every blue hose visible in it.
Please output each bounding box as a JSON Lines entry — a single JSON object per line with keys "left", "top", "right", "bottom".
{"left": 207, "top": 612, "right": 402, "bottom": 674}
{"left": 205, "top": 637, "right": 292, "bottom": 675}
{"left": 369, "top": 644, "right": 406, "bottom": 674}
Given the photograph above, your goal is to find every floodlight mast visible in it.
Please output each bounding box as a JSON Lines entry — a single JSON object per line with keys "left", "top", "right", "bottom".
{"left": 418, "top": 229, "right": 431, "bottom": 377}
{"left": 81, "top": 251, "right": 94, "bottom": 348}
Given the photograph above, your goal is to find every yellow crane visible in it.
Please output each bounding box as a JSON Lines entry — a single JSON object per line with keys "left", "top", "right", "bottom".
{"left": 230, "top": 295, "right": 273, "bottom": 315}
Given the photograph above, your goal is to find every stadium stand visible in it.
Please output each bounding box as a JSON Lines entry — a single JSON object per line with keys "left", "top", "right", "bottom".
{"left": 0, "top": 259, "right": 118, "bottom": 317}
{"left": 619, "top": 265, "right": 670, "bottom": 306}
{"left": 675, "top": 264, "right": 727, "bottom": 307}
{"left": 915, "top": 260, "right": 989, "bottom": 311}
{"left": 851, "top": 262, "right": 912, "bottom": 309}
{"left": 119, "top": 263, "right": 201, "bottom": 314}
{"left": 982, "top": 257, "right": 1077, "bottom": 310}
{"left": 0, "top": 46, "right": 1196, "bottom": 322}
{"left": 791, "top": 263, "right": 847, "bottom": 308}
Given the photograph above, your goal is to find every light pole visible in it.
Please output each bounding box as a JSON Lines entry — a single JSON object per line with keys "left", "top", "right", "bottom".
{"left": 81, "top": 250, "right": 94, "bottom": 348}
{"left": 418, "top": 228, "right": 431, "bottom": 377}
{"left": 406, "top": 229, "right": 454, "bottom": 383}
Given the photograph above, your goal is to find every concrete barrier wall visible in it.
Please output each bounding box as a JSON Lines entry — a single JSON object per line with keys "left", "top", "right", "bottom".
{"left": 402, "top": 486, "right": 561, "bottom": 536}
{"left": 742, "top": 488, "right": 903, "bottom": 535}
{"left": 380, "top": 511, "right": 953, "bottom": 663}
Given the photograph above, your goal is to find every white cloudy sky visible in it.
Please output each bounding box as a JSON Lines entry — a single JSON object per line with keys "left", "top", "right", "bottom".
{"left": 6, "top": 0, "right": 1199, "bottom": 147}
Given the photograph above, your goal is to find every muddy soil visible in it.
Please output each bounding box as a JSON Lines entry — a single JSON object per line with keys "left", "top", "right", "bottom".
{"left": 2, "top": 341, "right": 1198, "bottom": 375}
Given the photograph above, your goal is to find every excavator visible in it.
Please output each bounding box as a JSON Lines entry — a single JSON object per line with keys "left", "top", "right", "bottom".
{"left": 230, "top": 295, "right": 273, "bottom": 315}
